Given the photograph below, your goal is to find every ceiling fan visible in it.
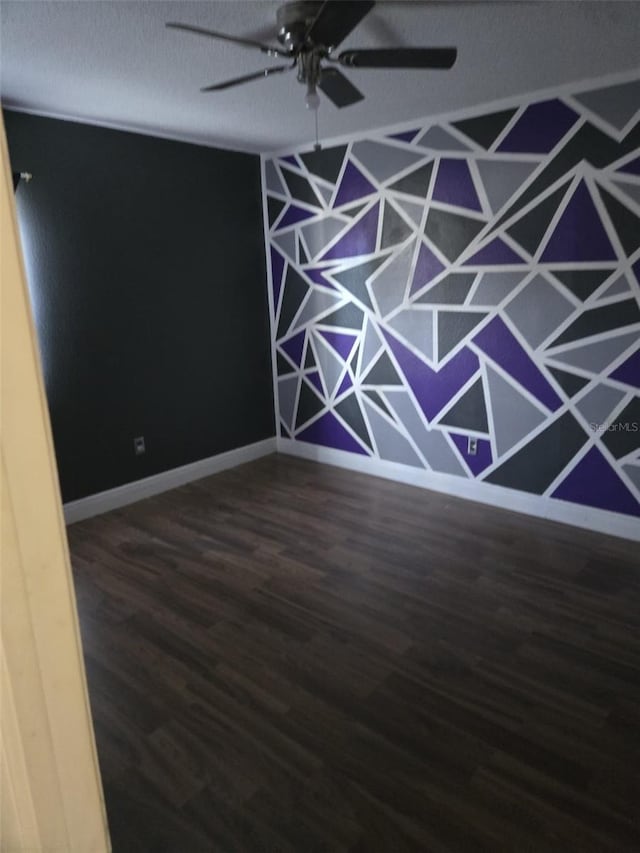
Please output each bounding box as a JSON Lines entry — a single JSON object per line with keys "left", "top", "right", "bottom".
{"left": 166, "top": 0, "right": 457, "bottom": 111}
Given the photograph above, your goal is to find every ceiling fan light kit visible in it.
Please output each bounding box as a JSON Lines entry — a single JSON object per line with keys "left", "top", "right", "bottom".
{"left": 167, "top": 0, "right": 457, "bottom": 114}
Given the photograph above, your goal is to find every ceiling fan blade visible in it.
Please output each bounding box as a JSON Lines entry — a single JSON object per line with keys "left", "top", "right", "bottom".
{"left": 241, "top": 24, "right": 277, "bottom": 43}
{"left": 319, "top": 67, "right": 364, "bottom": 108}
{"left": 201, "top": 63, "right": 295, "bottom": 92}
{"left": 305, "top": 1, "right": 375, "bottom": 50}
{"left": 339, "top": 47, "right": 457, "bottom": 69}
{"left": 166, "top": 22, "right": 289, "bottom": 58}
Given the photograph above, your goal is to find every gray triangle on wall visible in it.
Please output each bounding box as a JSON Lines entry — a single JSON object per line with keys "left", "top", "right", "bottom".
{"left": 273, "top": 230, "right": 297, "bottom": 262}
{"left": 343, "top": 203, "right": 368, "bottom": 218}
{"left": 612, "top": 180, "right": 640, "bottom": 209}
{"left": 300, "top": 144, "right": 347, "bottom": 185}
{"left": 362, "top": 398, "right": 423, "bottom": 467}
{"left": 416, "top": 273, "right": 477, "bottom": 306}
{"left": 362, "top": 350, "right": 403, "bottom": 386}
{"left": 389, "top": 162, "right": 434, "bottom": 198}
{"left": 550, "top": 268, "right": 614, "bottom": 302}
{"left": 416, "top": 126, "right": 470, "bottom": 152}
{"left": 313, "top": 332, "right": 345, "bottom": 397}
{"left": 359, "top": 318, "right": 383, "bottom": 377}
{"left": 369, "top": 239, "right": 416, "bottom": 318}
{"left": 623, "top": 464, "right": 640, "bottom": 493}
{"left": 574, "top": 79, "right": 640, "bottom": 131}
{"left": 352, "top": 139, "right": 424, "bottom": 184}
{"left": 452, "top": 109, "right": 518, "bottom": 150}
{"left": 598, "top": 274, "right": 631, "bottom": 300}
{"left": 388, "top": 309, "right": 434, "bottom": 362}
{"left": 300, "top": 216, "right": 348, "bottom": 259}
{"left": 438, "top": 378, "right": 489, "bottom": 433}
{"left": 476, "top": 159, "right": 538, "bottom": 214}
{"left": 363, "top": 389, "right": 394, "bottom": 419}
{"left": 265, "top": 159, "right": 286, "bottom": 196}
{"left": 470, "top": 272, "right": 526, "bottom": 307}
{"left": 381, "top": 200, "right": 414, "bottom": 249}
{"left": 298, "top": 235, "right": 308, "bottom": 264}
{"left": 331, "top": 256, "right": 388, "bottom": 311}
{"left": 292, "top": 289, "right": 344, "bottom": 331}
{"left": 486, "top": 365, "right": 546, "bottom": 456}
{"left": 278, "top": 375, "right": 299, "bottom": 431}
{"left": 575, "top": 383, "right": 626, "bottom": 427}
{"left": 395, "top": 197, "right": 425, "bottom": 228}
{"left": 548, "top": 366, "right": 589, "bottom": 398}
{"left": 546, "top": 331, "right": 638, "bottom": 374}
{"left": 335, "top": 393, "right": 372, "bottom": 448}
{"left": 383, "top": 390, "right": 467, "bottom": 475}
{"left": 437, "top": 311, "right": 487, "bottom": 361}
{"left": 503, "top": 274, "right": 575, "bottom": 349}
{"left": 315, "top": 182, "right": 334, "bottom": 206}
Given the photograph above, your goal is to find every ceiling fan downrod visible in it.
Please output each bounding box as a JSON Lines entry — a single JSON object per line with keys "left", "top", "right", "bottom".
{"left": 299, "top": 50, "right": 322, "bottom": 111}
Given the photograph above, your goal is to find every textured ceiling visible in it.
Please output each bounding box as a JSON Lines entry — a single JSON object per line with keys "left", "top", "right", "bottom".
{"left": 1, "top": 1, "right": 639, "bottom": 154}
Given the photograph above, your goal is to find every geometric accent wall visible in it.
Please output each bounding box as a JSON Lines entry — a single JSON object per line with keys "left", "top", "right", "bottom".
{"left": 264, "top": 77, "right": 640, "bottom": 518}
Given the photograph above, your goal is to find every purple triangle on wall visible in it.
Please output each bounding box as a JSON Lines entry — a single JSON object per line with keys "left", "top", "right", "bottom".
{"left": 633, "top": 258, "right": 640, "bottom": 287}
{"left": 318, "top": 330, "right": 357, "bottom": 361}
{"left": 298, "top": 411, "right": 368, "bottom": 455}
{"left": 281, "top": 330, "right": 306, "bottom": 367}
{"left": 497, "top": 99, "right": 579, "bottom": 154}
{"left": 278, "top": 204, "right": 316, "bottom": 229}
{"left": 388, "top": 129, "right": 420, "bottom": 143}
{"left": 464, "top": 237, "right": 526, "bottom": 265}
{"left": 410, "top": 242, "right": 446, "bottom": 295}
{"left": 540, "top": 181, "right": 617, "bottom": 263}
{"left": 321, "top": 204, "right": 379, "bottom": 260}
{"left": 450, "top": 434, "right": 493, "bottom": 476}
{"left": 335, "top": 372, "right": 352, "bottom": 397}
{"left": 305, "top": 267, "right": 338, "bottom": 289}
{"left": 610, "top": 348, "right": 640, "bottom": 389}
{"left": 270, "top": 247, "right": 285, "bottom": 310}
{"left": 281, "top": 155, "right": 299, "bottom": 166}
{"left": 432, "top": 159, "right": 482, "bottom": 212}
{"left": 306, "top": 370, "right": 325, "bottom": 396}
{"left": 617, "top": 156, "right": 640, "bottom": 177}
{"left": 473, "top": 316, "right": 563, "bottom": 411}
{"left": 334, "top": 161, "right": 377, "bottom": 207}
{"left": 383, "top": 329, "right": 479, "bottom": 422}
{"left": 552, "top": 446, "right": 640, "bottom": 516}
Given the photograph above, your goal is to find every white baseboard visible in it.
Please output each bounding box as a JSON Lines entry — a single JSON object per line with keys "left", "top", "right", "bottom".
{"left": 64, "top": 433, "right": 639, "bottom": 541}
{"left": 63, "top": 438, "right": 277, "bottom": 524}
{"left": 278, "top": 437, "right": 640, "bottom": 543}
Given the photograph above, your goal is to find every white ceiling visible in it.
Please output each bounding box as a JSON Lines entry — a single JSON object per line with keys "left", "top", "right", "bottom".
{"left": 1, "top": 1, "right": 639, "bottom": 154}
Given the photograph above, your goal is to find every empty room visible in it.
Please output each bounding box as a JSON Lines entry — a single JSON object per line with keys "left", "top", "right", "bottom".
{"left": 2, "top": 1, "right": 640, "bottom": 850}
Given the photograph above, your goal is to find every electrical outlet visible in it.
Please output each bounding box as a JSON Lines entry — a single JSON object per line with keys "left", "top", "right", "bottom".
{"left": 133, "top": 436, "right": 146, "bottom": 456}
{"left": 467, "top": 437, "right": 478, "bottom": 456}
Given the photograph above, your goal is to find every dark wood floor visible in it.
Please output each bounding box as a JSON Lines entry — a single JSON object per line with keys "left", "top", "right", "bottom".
{"left": 68, "top": 454, "right": 640, "bottom": 853}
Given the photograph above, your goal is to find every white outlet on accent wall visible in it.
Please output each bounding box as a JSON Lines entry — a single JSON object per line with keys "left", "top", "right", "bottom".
{"left": 134, "top": 436, "right": 145, "bottom": 456}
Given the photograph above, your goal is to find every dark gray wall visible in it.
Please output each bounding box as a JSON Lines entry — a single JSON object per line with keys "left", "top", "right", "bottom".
{"left": 5, "top": 110, "right": 274, "bottom": 502}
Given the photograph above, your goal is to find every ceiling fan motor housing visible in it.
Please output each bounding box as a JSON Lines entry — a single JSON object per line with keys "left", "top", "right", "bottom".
{"left": 277, "top": 1, "right": 325, "bottom": 52}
